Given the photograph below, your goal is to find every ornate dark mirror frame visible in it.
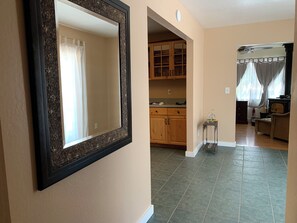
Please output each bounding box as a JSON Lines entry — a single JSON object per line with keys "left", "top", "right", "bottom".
{"left": 24, "top": 0, "right": 131, "bottom": 190}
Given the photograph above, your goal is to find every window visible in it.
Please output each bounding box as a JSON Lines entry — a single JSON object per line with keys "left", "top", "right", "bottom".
{"left": 236, "top": 62, "right": 263, "bottom": 107}
{"left": 267, "top": 67, "right": 285, "bottom": 99}
{"left": 60, "top": 37, "right": 88, "bottom": 145}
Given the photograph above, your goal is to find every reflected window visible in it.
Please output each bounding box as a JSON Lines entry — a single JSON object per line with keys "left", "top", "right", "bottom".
{"left": 60, "top": 36, "right": 88, "bottom": 144}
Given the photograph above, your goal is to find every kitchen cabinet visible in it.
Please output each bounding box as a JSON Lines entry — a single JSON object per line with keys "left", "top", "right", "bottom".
{"left": 149, "top": 40, "right": 186, "bottom": 80}
{"left": 150, "top": 107, "right": 186, "bottom": 146}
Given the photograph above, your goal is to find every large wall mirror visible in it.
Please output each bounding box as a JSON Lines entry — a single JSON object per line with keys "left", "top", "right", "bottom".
{"left": 24, "top": 0, "right": 131, "bottom": 190}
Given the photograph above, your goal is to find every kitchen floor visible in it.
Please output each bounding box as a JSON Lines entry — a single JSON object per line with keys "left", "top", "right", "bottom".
{"left": 149, "top": 146, "right": 288, "bottom": 223}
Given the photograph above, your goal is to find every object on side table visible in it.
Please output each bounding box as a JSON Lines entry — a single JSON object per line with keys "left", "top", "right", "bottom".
{"left": 202, "top": 120, "right": 218, "bottom": 153}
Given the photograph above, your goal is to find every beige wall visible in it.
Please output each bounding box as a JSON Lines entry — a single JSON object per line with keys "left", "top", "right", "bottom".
{"left": 204, "top": 19, "right": 294, "bottom": 143}
{"left": 106, "top": 37, "right": 121, "bottom": 130}
{"left": 59, "top": 25, "right": 120, "bottom": 136}
{"left": 0, "top": 0, "right": 204, "bottom": 223}
{"left": 149, "top": 79, "right": 186, "bottom": 98}
{"left": 286, "top": 4, "right": 297, "bottom": 222}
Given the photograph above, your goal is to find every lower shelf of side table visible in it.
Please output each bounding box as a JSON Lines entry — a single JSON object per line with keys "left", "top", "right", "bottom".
{"left": 203, "top": 143, "right": 218, "bottom": 153}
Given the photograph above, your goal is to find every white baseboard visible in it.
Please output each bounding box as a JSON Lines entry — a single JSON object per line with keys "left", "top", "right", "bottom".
{"left": 218, "top": 141, "right": 236, "bottom": 147}
{"left": 185, "top": 141, "right": 236, "bottom": 157}
{"left": 138, "top": 205, "right": 154, "bottom": 223}
{"left": 185, "top": 142, "right": 203, "bottom": 157}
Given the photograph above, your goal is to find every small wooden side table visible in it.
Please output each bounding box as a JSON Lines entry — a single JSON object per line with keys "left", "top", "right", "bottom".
{"left": 202, "top": 120, "right": 218, "bottom": 153}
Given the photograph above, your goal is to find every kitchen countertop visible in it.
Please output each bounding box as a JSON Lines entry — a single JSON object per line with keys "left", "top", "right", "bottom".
{"left": 149, "top": 104, "right": 186, "bottom": 108}
{"left": 149, "top": 98, "right": 186, "bottom": 108}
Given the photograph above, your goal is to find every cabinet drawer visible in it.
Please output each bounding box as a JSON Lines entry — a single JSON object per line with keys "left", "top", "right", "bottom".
{"left": 167, "top": 108, "right": 186, "bottom": 116}
{"left": 150, "top": 108, "right": 167, "bottom": 115}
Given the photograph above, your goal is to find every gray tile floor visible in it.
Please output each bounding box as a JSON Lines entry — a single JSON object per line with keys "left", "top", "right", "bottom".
{"left": 149, "top": 146, "right": 288, "bottom": 223}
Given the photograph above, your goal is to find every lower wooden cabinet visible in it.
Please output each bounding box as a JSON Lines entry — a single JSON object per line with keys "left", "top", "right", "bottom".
{"left": 150, "top": 116, "right": 167, "bottom": 144}
{"left": 150, "top": 107, "right": 186, "bottom": 146}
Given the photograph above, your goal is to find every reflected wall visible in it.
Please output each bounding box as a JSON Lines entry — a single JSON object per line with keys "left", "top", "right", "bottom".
{"left": 58, "top": 25, "right": 120, "bottom": 139}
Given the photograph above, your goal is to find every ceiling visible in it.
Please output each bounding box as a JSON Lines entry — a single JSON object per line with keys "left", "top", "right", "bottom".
{"left": 179, "top": 0, "right": 295, "bottom": 28}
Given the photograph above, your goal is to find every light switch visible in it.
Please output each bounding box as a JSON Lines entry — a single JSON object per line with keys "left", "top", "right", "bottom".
{"left": 225, "top": 87, "right": 230, "bottom": 94}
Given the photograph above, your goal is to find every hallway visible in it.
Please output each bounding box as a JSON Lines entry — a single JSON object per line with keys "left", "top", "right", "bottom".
{"left": 149, "top": 146, "right": 287, "bottom": 223}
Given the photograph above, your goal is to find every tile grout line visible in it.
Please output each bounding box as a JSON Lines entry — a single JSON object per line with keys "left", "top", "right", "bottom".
{"left": 166, "top": 155, "right": 208, "bottom": 223}
{"left": 263, "top": 148, "right": 276, "bottom": 223}
{"left": 201, "top": 154, "right": 225, "bottom": 223}
{"left": 280, "top": 150, "right": 288, "bottom": 169}
{"left": 151, "top": 151, "right": 185, "bottom": 200}
{"left": 238, "top": 145, "right": 244, "bottom": 223}
{"left": 152, "top": 157, "right": 184, "bottom": 200}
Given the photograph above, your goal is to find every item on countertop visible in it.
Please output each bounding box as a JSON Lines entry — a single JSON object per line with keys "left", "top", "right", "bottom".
{"left": 176, "top": 101, "right": 186, "bottom": 105}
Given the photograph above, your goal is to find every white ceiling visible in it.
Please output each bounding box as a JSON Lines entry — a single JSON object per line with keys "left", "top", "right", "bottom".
{"left": 179, "top": 0, "right": 295, "bottom": 28}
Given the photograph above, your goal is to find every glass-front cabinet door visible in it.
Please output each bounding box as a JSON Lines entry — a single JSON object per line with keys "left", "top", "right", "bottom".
{"left": 173, "top": 41, "right": 186, "bottom": 78}
{"left": 152, "top": 42, "right": 171, "bottom": 79}
{"left": 149, "top": 40, "right": 186, "bottom": 80}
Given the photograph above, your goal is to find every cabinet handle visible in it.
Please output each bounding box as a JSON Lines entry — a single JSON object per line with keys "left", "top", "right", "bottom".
{"left": 177, "top": 110, "right": 180, "bottom": 114}
{"left": 155, "top": 110, "right": 158, "bottom": 113}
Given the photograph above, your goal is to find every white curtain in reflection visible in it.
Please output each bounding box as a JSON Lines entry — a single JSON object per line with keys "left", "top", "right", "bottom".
{"left": 60, "top": 36, "right": 88, "bottom": 144}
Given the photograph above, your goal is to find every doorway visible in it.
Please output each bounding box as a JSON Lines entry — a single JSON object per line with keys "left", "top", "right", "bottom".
{"left": 235, "top": 43, "right": 290, "bottom": 150}
{"left": 147, "top": 15, "right": 189, "bottom": 150}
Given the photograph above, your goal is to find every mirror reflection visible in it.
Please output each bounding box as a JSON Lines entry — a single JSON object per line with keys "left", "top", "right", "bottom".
{"left": 55, "top": 0, "right": 121, "bottom": 147}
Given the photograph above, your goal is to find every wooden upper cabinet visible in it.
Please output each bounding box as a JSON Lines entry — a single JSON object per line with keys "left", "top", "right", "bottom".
{"left": 149, "top": 40, "right": 186, "bottom": 80}
{"left": 172, "top": 41, "right": 187, "bottom": 77}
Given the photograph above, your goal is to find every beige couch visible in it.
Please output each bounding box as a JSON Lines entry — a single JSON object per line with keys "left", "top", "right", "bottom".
{"left": 255, "top": 112, "right": 290, "bottom": 141}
